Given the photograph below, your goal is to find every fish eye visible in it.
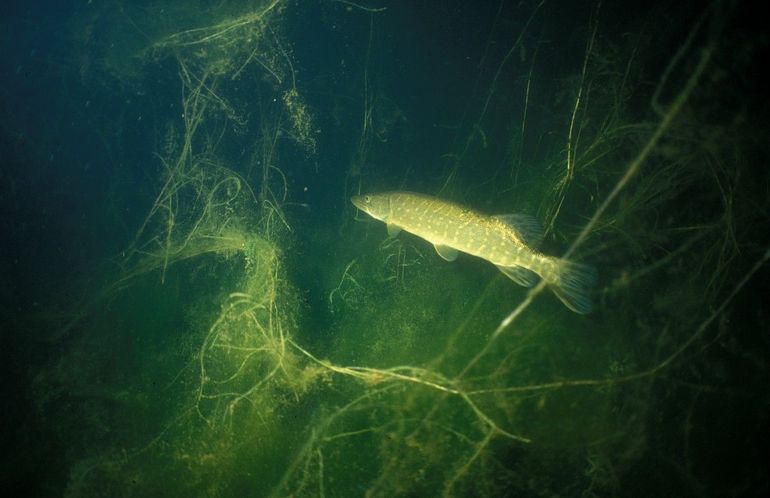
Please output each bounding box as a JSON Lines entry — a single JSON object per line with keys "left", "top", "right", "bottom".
{"left": 364, "top": 195, "right": 371, "bottom": 203}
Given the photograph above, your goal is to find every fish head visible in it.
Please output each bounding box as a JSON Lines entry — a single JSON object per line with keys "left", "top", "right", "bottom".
{"left": 351, "top": 192, "right": 390, "bottom": 221}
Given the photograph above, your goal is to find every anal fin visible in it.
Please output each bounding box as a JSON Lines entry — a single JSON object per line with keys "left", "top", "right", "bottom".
{"left": 496, "top": 264, "right": 539, "bottom": 287}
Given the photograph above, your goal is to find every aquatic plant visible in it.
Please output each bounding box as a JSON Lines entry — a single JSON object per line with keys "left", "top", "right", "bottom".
{"left": 27, "top": 1, "right": 769, "bottom": 496}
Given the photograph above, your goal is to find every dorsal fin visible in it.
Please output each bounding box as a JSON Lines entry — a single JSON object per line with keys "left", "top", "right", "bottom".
{"left": 492, "top": 213, "right": 544, "bottom": 248}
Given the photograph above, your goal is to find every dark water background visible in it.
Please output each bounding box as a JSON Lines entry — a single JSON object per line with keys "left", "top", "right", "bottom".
{"left": 2, "top": 0, "right": 769, "bottom": 496}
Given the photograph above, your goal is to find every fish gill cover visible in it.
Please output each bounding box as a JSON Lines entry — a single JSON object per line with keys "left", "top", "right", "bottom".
{"left": 1, "top": 0, "right": 768, "bottom": 497}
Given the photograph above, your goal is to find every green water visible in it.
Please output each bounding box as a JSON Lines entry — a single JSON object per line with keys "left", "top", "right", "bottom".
{"left": 1, "top": 0, "right": 768, "bottom": 496}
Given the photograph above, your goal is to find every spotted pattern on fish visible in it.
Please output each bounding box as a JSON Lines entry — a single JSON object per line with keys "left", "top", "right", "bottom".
{"left": 351, "top": 191, "right": 597, "bottom": 314}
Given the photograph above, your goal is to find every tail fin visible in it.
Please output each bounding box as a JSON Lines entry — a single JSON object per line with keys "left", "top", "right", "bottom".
{"left": 550, "top": 259, "right": 598, "bottom": 314}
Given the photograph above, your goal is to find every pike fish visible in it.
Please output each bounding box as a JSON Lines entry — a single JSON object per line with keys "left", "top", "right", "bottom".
{"left": 351, "top": 191, "right": 597, "bottom": 314}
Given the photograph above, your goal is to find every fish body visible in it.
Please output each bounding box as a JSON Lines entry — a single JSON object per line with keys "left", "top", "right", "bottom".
{"left": 351, "top": 191, "right": 596, "bottom": 314}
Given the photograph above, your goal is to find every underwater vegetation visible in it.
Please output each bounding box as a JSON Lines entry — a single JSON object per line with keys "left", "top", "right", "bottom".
{"left": 1, "top": 0, "right": 768, "bottom": 496}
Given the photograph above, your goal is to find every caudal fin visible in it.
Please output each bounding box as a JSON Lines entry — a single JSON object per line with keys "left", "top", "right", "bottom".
{"left": 551, "top": 259, "right": 598, "bottom": 314}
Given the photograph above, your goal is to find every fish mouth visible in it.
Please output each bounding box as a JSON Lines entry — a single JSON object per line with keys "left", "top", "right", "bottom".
{"left": 350, "top": 195, "right": 364, "bottom": 210}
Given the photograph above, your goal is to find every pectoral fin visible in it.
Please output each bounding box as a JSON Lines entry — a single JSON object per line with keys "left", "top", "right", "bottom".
{"left": 387, "top": 224, "right": 402, "bottom": 237}
{"left": 496, "top": 264, "right": 539, "bottom": 287}
{"left": 434, "top": 244, "right": 459, "bottom": 262}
